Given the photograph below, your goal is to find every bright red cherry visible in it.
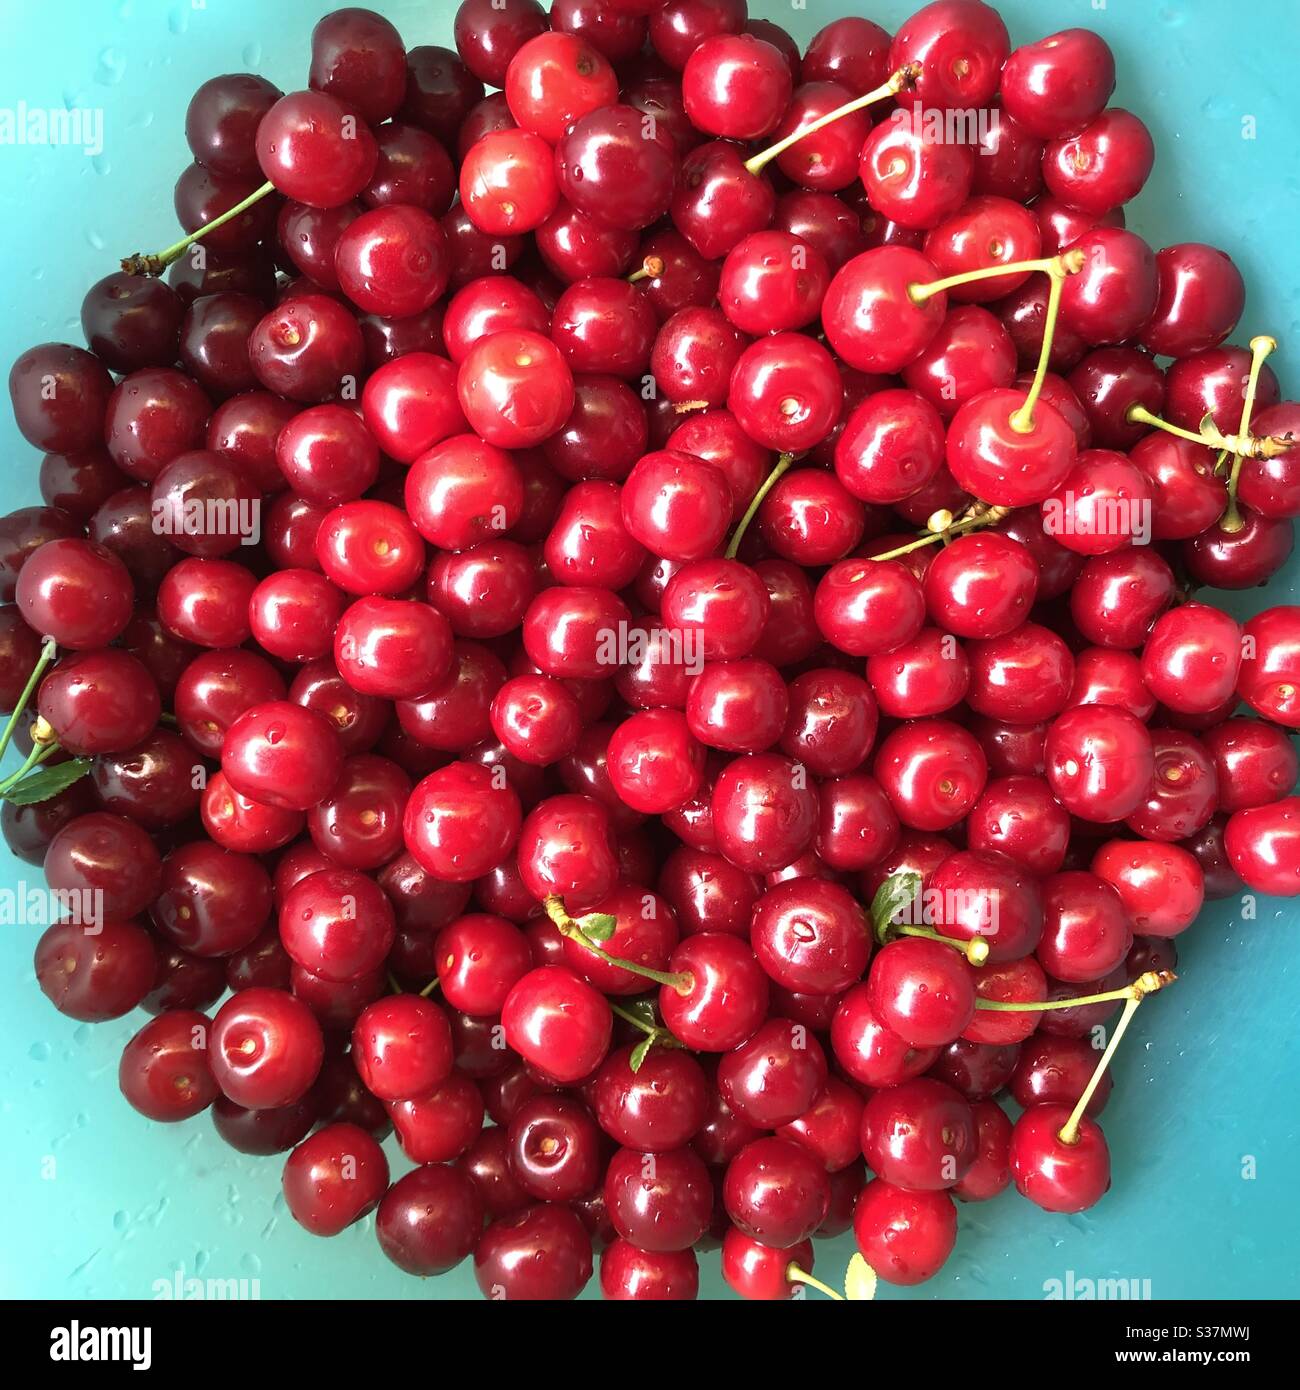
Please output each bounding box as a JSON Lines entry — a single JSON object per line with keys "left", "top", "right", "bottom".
{"left": 1010, "top": 1103, "right": 1111, "bottom": 1213}
{"left": 853, "top": 1178, "right": 958, "bottom": 1286}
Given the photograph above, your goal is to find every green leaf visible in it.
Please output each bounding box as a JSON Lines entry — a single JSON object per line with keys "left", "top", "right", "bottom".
{"left": 628, "top": 1036, "right": 654, "bottom": 1073}
{"left": 869, "top": 870, "right": 921, "bottom": 946}
{"left": 577, "top": 912, "right": 618, "bottom": 943}
{"left": 2, "top": 758, "right": 92, "bottom": 805}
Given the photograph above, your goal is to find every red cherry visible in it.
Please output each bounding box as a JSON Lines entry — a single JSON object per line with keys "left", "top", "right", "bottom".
{"left": 282, "top": 1122, "right": 389, "bottom": 1235}
{"left": 852, "top": 1178, "right": 957, "bottom": 1285}
{"left": 1010, "top": 1103, "right": 1110, "bottom": 1213}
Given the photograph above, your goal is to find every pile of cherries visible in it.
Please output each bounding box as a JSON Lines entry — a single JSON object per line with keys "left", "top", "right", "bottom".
{"left": 3, "top": 0, "right": 1300, "bottom": 1302}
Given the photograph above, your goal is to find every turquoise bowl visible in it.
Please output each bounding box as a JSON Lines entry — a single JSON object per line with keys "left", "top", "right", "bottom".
{"left": 1, "top": 0, "right": 1297, "bottom": 1300}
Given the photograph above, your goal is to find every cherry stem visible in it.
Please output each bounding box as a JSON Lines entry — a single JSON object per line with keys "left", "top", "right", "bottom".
{"left": 1056, "top": 971, "right": 1174, "bottom": 1146}
{"left": 1222, "top": 335, "right": 1280, "bottom": 533}
{"left": 896, "top": 923, "right": 990, "bottom": 966}
{"left": 121, "top": 179, "right": 275, "bottom": 276}
{"left": 725, "top": 453, "right": 795, "bottom": 559}
{"left": 1004, "top": 250, "right": 1084, "bottom": 434}
{"left": 0, "top": 636, "right": 57, "bottom": 763}
{"left": 418, "top": 976, "right": 441, "bottom": 998}
{"left": 0, "top": 737, "right": 60, "bottom": 795}
{"left": 870, "top": 501, "right": 1010, "bottom": 563}
{"left": 744, "top": 64, "right": 919, "bottom": 177}
{"left": 975, "top": 969, "right": 1176, "bottom": 1013}
{"left": 909, "top": 253, "right": 1075, "bottom": 306}
{"left": 1126, "top": 403, "right": 1292, "bottom": 462}
{"left": 787, "top": 1264, "right": 845, "bottom": 1302}
{"left": 627, "top": 256, "right": 665, "bottom": 284}
{"left": 543, "top": 895, "right": 693, "bottom": 993}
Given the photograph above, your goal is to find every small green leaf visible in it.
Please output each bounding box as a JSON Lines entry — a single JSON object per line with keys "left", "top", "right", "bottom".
{"left": 2, "top": 758, "right": 92, "bottom": 805}
{"left": 869, "top": 870, "right": 921, "bottom": 946}
{"left": 628, "top": 1036, "right": 654, "bottom": 1073}
{"left": 844, "top": 1253, "right": 878, "bottom": 1301}
{"left": 578, "top": 912, "right": 618, "bottom": 943}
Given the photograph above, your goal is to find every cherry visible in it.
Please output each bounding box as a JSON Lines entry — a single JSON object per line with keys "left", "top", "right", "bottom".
{"left": 186, "top": 72, "right": 282, "bottom": 178}
{"left": 282, "top": 1122, "right": 389, "bottom": 1235}
{"left": 257, "top": 90, "right": 378, "bottom": 208}
{"left": 555, "top": 105, "right": 678, "bottom": 232}
{"left": 822, "top": 248, "right": 946, "bottom": 374}
{"left": 119, "top": 1009, "right": 219, "bottom": 1122}
{"left": 1000, "top": 28, "right": 1115, "bottom": 139}
{"left": 474, "top": 1203, "right": 593, "bottom": 1300}
{"left": 1141, "top": 243, "right": 1244, "bottom": 358}
{"left": 924, "top": 531, "right": 1039, "bottom": 638}
{"left": 947, "top": 388, "right": 1077, "bottom": 506}
{"left": 208, "top": 986, "right": 324, "bottom": 1111}
{"left": 1224, "top": 797, "right": 1300, "bottom": 895}
{"left": 249, "top": 294, "right": 365, "bottom": 402}
{"left": 34, "top": 919, "right": 156, "bottom": 1023}
{"left": 457, "top": 330, "right": 575, "bottom": 449}
{"left": 604, "top": 1144, "right": 713, "bottom": 1252}
{"left": 867, "top": 937, "right": 975, "bottom": 1048}
{"left": 221, "top": 700, "right": 343, "bottom": 813}
{"left": 1037, "top": 871, "right": 1133, "bottom": 983}
{"left": 750, "top": 878, "right": 870, "bottom": 996}
{"left": 1185, "top": 507, "right": 1294, "bottom": 590}
{"left": 517, "top": 792, "right": 619, "bottom": 909}
{"left": 81, "top": 272, "right": 184, "bottom": 375}
{"left": 860, "top": 1077, "right": 976, "bottom": 1191}
{"left": 404, "top": 761, "right": 522, "bottom": 883}
{"left": 891, "top": 0, "right": 1009, "bottom": 110}
{"left": 44, "top": 811, "right": 163, "bottom": 923}
{"left": 1045, "top": 705, "right": 1154, "bottom": 823}
{"left": 334, "top": 205, "right": 449, "bottom": 318}
{"left": 504, "top": 30, "right": 617, "bottom": 143}
{"left": 928, "top": 1035, "right": 1020, "bottom": 1102}
{"left": 507, "top": 1093, "right": 604, "bottom": 1202}
{"left": 875, "top": 718, "right": 988, "bottom": 831}
{"left": 14, "top": 537, "right": 133, "bottom": 651}
{"left": 1203, "top": 718, "right": 1297, "bottom": 813}
{"left": 684, "top": 657, "right": 787, "bottom": 754}
{"left": 952, "top": 1100, "right": 1014, "bottom": 1202}
{"left": 1043, "top": 108, "right": 1155, "bottom": 215}
{"left": 682, "top": 33, "right": 792, "bottom": 141}
{"left": 385, "top": 1070, "right": 484, "bottom": 1165}
{"left": 376, "top": 1163, "right": 483, "bottom": 1278}
{"left": 601, "top": 1241, "right": 698, "bottom": 1302}
{"left": 860, "top": 119, "right": 975, "bottom": 232}
{"left": 1059, "top": 228, "right": 1159, "bottom": 347}
{"left": 1010, "top": 1102, "right": 1110, "bottom": 1213}
{"left": 591, "top": 1044, "right": 709, "bottom": 1154}
{"left": 658, "top": 933, "right": 770, "bottom": 1053}
{"left": 723, "top": 1136, "right": 830, "bottom": 1249}
{"left": 9, "top": 343, "right": 114, "bottom": 454}
{"left": 657, "top": 845, "right": 760, "bottom": 939}
{"left": 280, "top": 867, "right": 395, "bottom": 983}
{"left": 501, "top": 964, "right": 612, "bottom": 1084}
{"left": 853, "top": 1177, "right": 957, "bottom": 1285}
{"left": 37, "top": 649, "right": 160, "bottom": 755}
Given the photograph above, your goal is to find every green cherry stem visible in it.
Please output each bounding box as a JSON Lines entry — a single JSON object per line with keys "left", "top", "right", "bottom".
{"left": 121, "top": 179, "right": 276, "bottom": 275}
{"left": 1008, "top": 249, "right": 1085, "bottom": 434}
{"left": 894, "top": 924, "right": 990, "bottom": 965}
{"left": 974, "top": 969, "right": 1176, "bottom": 1013}
{"left": 1056, "top": 971, "right": 1173, "bottom": 1145}
{"left": 787, "top": 1264, "right": 845, "bottom": 1301}
{"left": 0, "top": 636, "right": 57, "bottom": 762}
{"left": 908, "top": 252, "right": 1078, "bottom": 305}
{"left": 543, "top": 895, "right": 693, "bottom": 994}
{"left": 627, "top": 255, "right": 665, "bottom": 284}
{"left": 725, "top": 453, "right": 795, "bottom": 558}
{"left": 1221, "top": 334, "right": 1281, "bottom": 533}
{"left": 1125, "top": 402, "right": 1291, "bottom": 460}
{"left": 418, "top": 975, "right": 441, "bottom": 998}
{"left": 869, "top": 501, "right": 1011, "bottom": 563}
{"left": 743, "top": 63, "right": 920, "bottom": 176}
{"left": 0, "top": 737, "right": 60, "bottom": 796}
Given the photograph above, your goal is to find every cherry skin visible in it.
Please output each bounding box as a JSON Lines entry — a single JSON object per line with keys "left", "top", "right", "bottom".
{"left": 723, "top": 1136, "right": 831, "bottom": 1248}
{"left": 457, "top": 329, "right": 575, "bottom": 449}
{"left": 952, "top": 1100, "right": 1014, "bottom": 1202}
{"left": 34, "top": 919, "right": 157, "bottom": 1022}
{"left": 717, "top": 1018, "right": 829, "bottom": 1129}
{"left": 1237, "top": 606, "right": 1300, "bottom": 728}
{"left": 947, "top": 389, "right": 1077, "bottom": 506}
{"left": 859, "top": 120, "right": 975, "bottom": 232}
{"left": 1010, "top": 1103, "right": 1111, "bottom": 1213}
{"left": 860, "top": 1077, "right": 977, "bottom": 1191}
{"left": 924, "top": 531, "right": 1039, "bottom": 639}
{"left": 868, "top": 938, "right": 975, "bottom": 1048}
{"left": 659, "top": 933, "right": 770, "bottom": 1052}
{"left": 501, "top": 965, "right": 612, "bottom": 1084}
{"left": 282, "top": 1122, "right": 390, "bottom": 1235}
{"left": 606, "top": 709, "right": 705, "bottom": 816}
{"left": 45, "top": 812, "right": 163, "bottom": 923}
{"left": 15, "top": 537, "right": 134, "bottom": 651}
{"left": 1059, "top": 227, "right": 1159, "bottom": 347}
{"left": 386, "top": 1071, "right": 485, "bottom": 1165}
{"left": 351, "top": 994, "right": 453, "bottom": 1103}
{"left": 605, "top": 1144, "right": 713, "bottom": 1252}
{"left": 404, "top": 762, "right": 523, "bottom": 884}
{"left": 1000, "top": 28, "right": 1115, "bottom": 139}
{"left": 1043, "top": 108, "right": 1155, "bottom": 215}
{"left": 376, "top": 1163, "right": 484, "bottom": 1277}
{"left": 1141, "top": 243, "right": 1244, "bottom": 358}
{"left": 710, "top": 753, "right": 819, "bottom": 874}
{"left": 517, "top": 792, "right": 619, "bottom": 909}
{"left": 1036, "top": 871, "right": 1133, "bottom": 982}
{"left": 822, "top": 248, "right": 947, "bottom": 375}
{"left": 279, "top": 868, "right": 395, "bottom": 983}
{"left": 474, "top": 1204, "right": 593, "bottom": 1301}
{"left": 874, "top": 718, "right": 988, "bottom": 832}
{"left": 460, "top": 128, "right": 559, "bottom": 237}
{"left": 592, "top": 1045, "right": 709, "bottom": 1153}
{"left": 209, "top": 987, "right": 324, "bottom": 1110}
{"left": 1224, "top": 797, "right": 1300, "bottom": 896}
{"left": 119, "top": 1010, "right": 219, "bottom": 1122}
{"left": 256, "top": 90, "right": 378, "bottom": 208}
{"left": 835, "top": 387, "right": 945, "bottom": 505}
{"left": 508, "top": 1094, "right": 604, "bottom": 1202}
{"left": 1203, "top": 718, "right": 1297, "bottom": 813}
{"left": 852, "top": 1178, "right": 958, "bottom": 1286}
{"left": 362, "top": 351, "right": 465, "bottom": 463}
{"left": 815, "top": 557, "right": 925, "bottom": 659}
{"left": 555, "top": 103, "right": 679, "bottom": 232}
{"left": 601, "top": 1241, "right": 699, "bottom": 1302}
{"left": 504, "top": 30, "right": 617, "bottom": 143}
{"left": 249, "top": 294, "right": 365, "bottom": 403}
{"left": 1045, "top": 705, "right": 1155, "bottom": 823}
{"left": 750, "top": 878, "right": 871, "bottom": 995}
